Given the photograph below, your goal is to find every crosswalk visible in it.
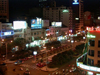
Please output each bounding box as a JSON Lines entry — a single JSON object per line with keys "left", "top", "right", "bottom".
{"left": 20, "top": 64, "right": 40, "bottom": 70}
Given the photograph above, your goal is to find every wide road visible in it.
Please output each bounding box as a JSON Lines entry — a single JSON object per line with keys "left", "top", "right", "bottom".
{"left": 6, "top": 42, "right": 84, "bottom": 75}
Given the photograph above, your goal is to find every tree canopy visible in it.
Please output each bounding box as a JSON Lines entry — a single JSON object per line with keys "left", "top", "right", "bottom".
{"left": 12, "top": 38, "right": 26, "bottom": 50}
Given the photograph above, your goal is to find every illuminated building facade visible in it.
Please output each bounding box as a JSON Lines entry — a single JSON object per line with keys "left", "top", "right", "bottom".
{"left": 0, "top": 22, "right": 13, "bottom": 39}
{"left": 31, "top": 29, "right": 46, "bottom": 41}
{"left": 0, "top": 0, "right": 9, "bottom": 22}
{"left": 76, "top": 27, "right": 100, "bottom": 75}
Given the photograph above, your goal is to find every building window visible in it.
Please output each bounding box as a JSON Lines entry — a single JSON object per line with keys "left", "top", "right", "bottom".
{"left": 98, "top": 51, "right": 100, "bottom": 57}
{"left": 89, "top": 40, "right": 95, "bottom": 46}
{"left": 88, "top": 58, "right": 94, "bottom": 66}
{"left": 88, "top": 50, "right": 94, "bottom": 56}
{"left": 42, "top": 32, "right": 44, "bottom": 34}
{"left": 37, "top": 32, "right": 39, "bottom": 35}
{"left": 34, "top": 33, "right": 36, "bottom": 35}
{"left": 98, "top": 40, "right": 100, "bottom": 47}
{"left": 98, "top": 60, "right": 100, "bottom": 65}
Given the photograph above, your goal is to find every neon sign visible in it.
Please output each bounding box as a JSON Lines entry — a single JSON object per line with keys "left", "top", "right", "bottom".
{"left": 72, "top": 0, "right": 79, "bottom": 4}
{"left": 87, "top": 27, "right": 100, "bottom": 31}
{"left": 1, "top": 31, "right": 14, "bottom": 36}
{"left": 87, "top": 34, "right": 96, "bottom": 38}
{"left": 63, "top": 10, "right": 69, "bottom": 12}
{"left": 76, "top": 53, "right": 100, "bottom": 72}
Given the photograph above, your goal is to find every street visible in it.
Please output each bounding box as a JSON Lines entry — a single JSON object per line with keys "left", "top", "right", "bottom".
{"left": 5, "top": 42, "right": 83, "bottom": 75}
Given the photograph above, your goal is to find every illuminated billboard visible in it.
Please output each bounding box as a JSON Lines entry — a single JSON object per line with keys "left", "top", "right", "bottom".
{"left": 51, "top": 22, "right": 62, "bottom": 27}
{"left": 72, "top": 0, "right": 79, "bottom": 5}
{"left": 31, "top": 18, "right": 42, "bottom": 29}
{"left": 98, "top": 16, "right": 100, "bottom": 20}
{"left": 13, "top": 21, "right": 27, "bottom": 29}
{"left": 1, "top": 31, "right": 14, "bottom": 36}
{"left": 42, "top": 20, "right": 49, "bottom": 27}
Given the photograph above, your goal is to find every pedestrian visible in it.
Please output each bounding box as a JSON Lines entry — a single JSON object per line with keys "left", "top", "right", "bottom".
{"left": 62, "top": 69, "right": 65, "bottom": 73}
{"left": 20, "top": 67, "right": 23, "bottom": 71}
{"left": 13, "top": 68, "right": 16, "bottom": 71}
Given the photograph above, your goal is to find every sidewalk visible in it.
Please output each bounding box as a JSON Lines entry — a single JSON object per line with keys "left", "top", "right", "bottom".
{"left": 41, "top": 66, "right": 58, "bottom": 72}
{"left": 3, "top": 59, "right": 15, "bottom": 64}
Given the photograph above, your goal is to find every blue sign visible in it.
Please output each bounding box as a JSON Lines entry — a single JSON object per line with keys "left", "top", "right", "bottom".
{"left": 72, "top": 0, "right": 79, "bottom": 5}
{"left": 31, "top": 19, "right": 42, "bottom": 29}
{"left": 0, "top": 31, "right": 14, "bottom": 36}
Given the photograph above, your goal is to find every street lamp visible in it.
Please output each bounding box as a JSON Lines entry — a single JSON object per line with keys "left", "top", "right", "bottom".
{"left": 43, "top": 46, "right": 48, "bottom": 71}
{"left": 51, "top": 47, "right": 53, "bottom": 50}
{"left": 71, "top": 40, "right": 74, "bottom": 50}
{"left": 2, "top": 39, "right": 13, "bottom": 61}
{"left": 33, "top": 51, "right": 37, "bottom": 63}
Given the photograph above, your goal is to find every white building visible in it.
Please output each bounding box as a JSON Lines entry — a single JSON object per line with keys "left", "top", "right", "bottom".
{"left": 13, "top": 21, "right": 27, "bottom": 40}
{"left": 13, "top": 21, "right": 31, "bottom": 43}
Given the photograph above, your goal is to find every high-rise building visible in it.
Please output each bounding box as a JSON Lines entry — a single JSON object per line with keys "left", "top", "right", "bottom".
{"left": 79, "top": 0, "right": 84, "bottom": 31}
{"left": 0, "top": 0, "right": 9, "bottom": 22}
{"left": 43, "top": 5, "right": 72, "bottom": 28}
{"left": 84, "top": 11, "right": 93, "bottom": 27}
{"left": 39, "top": 0, "right": 56, "bottom": 7}
{"left": 70, "top": 0, "right": 84, "bottom": 32}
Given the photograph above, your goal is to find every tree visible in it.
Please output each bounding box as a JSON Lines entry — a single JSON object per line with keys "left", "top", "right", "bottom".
{"left": 45, "top": 41, "right": 61, "bottom": 50}
{"left": 61, "top": 31, "right": 66, "bottom": 36}
{"left": 12, "top": 38, "right": 26, "bottom": 50}
{"left": 81, "top": 26, "right": 86, "bottom": 31}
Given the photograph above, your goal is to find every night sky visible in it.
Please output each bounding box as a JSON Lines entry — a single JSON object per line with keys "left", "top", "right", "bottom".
{"left": 9, "top": 0, "right": 100, "bottom": 22}
{"left": 9, "top": 0, "right": 100, "bottom": 11}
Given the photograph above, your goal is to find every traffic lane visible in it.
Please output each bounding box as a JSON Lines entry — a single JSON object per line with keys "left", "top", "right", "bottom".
{"left": 6, "top": 63, "right": 50, "bottom": 75}
{"left": 6, "top": 64, "right": 25, "bottom": 75}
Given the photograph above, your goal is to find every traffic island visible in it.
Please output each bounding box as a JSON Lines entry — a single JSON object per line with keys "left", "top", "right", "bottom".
{"left": 41, "top": 66, "right": 58, "bottom": 72}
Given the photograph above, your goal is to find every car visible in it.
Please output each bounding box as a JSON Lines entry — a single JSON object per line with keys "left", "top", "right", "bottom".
{"left": 69, "top": 67, "right": 76, "bottom": 72}
{"left": 36, "top": 62, "right": 43, "bottom": 68}
{"left": 36, "top": 62, "right": 46, "bottom": 68}
{"left": 24, "top": 70, "right": 30, "bottom": 75}
{"left": 21, "top": 57, "right": 29, "bottom": 61}
{"left": 14, "top": 60, "right": 24, "bottom": 65}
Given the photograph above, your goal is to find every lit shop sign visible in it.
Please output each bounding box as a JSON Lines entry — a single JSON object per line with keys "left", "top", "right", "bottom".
{"left": 51, "top": 22, "right": 62, "bottom": 27}
{"left": 63, "top": 10, "right": 69, "bottom": 12}
{"left": 87, "top": 34, "right": 96, "bottom": 38}
{"left": 98, "top": 16, "right": 100, "bottom": 20}
{"left": 1, "top": 31, "right": 14, "bottom": 36}
{"left": 76, "top": 53, "right": 100, "bottom": 72}
{"left": 75, "top": 18, "right": 79, "bottom": 20}
{"left": 87, "top": 27, "right": 100, "bottom": 31}
{"left": 69, "top": 30, "right": 72, "bottom": 33}
{"left": 72, "top": 0, "right": 79, "bottom": 4}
